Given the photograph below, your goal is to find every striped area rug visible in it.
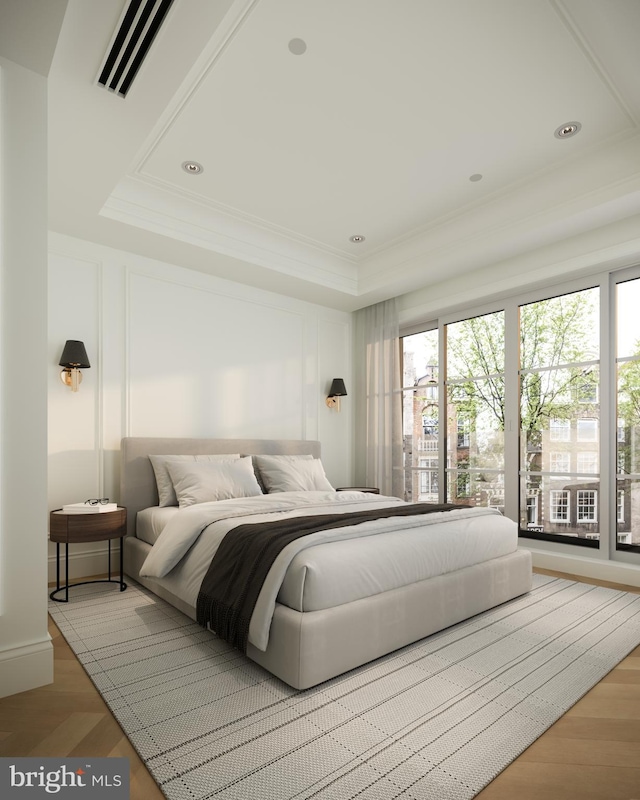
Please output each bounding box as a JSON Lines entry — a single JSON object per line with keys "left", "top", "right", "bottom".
{"left": 49, "top": 573, "right": 640, "bottom": 800}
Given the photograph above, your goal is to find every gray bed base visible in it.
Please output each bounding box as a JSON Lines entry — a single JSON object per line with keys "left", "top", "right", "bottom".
{"left": 120, "top": 437, "right": 533, "bottom": 689}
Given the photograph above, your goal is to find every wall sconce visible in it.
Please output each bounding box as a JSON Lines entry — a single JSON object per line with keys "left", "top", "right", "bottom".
{"left": 326, "top": 378, "right": 347, "bottom": 411}
{"left": 59, "top": 340, "right": 90, "bottom": 392}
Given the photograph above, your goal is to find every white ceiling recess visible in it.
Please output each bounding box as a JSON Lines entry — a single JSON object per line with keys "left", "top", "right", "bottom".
{"left": 45, "top": 0, "right": 640, "bottom": 310}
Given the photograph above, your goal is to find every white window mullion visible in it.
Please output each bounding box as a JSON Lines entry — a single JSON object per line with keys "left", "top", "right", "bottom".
{"left": 438, "top": 319, "right": 447, "bottom": 503}
{"left": 503, "top": 301, "right": 520, "bottom": 524}
{"left": 600, "top": 275, "right": 612, "bottom": 560}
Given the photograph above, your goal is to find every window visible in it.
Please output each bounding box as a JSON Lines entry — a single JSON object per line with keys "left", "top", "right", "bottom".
{"left": 418, "top": 457, "right": 438, "bottom": 497}
{"left": 549, "top": 452, "right": 570, "bottom": 473}
{"left": 399, "top": 272, "right": 640, "bottom": 557}
{"left": 446, "top": 310, "right": 505, "bottom": 509}
{"left": 456, "top": 472, "right": 471, "bottom": 498}
{"left": 457, "top": 418, "right": 470, "bottom": 448}
{"left": 422, "top": 407, "right": 438, "bottom": 436}
{"left": 577, "top": 374, "right": 598, "bottom": 403}
{"left": 550, "top": 490, "right": 569, "bottom": 522}
{"left": 550, "top": 419, "right": 570, "bottom": 442}
{"left": 616, "top": 276, "right": 640, "bottom": 550}
{"left": 577, "top": 418, "right": 598, "bottom": 442}
{"left": 401, "top": 330, "right": 440, "bottom": 503}
{"left": 618, "top": 489, "right": 625, "bottom": 524}
{"left": 577, "top": 490, "right": 597, "bottom": 523}
{"left": 577, "top": 452, "right": 598, "bottom": 474}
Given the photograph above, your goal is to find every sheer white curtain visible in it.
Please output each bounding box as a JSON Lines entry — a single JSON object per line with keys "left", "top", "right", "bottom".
{"left": 354, "top": 298, "right": 403, "bottom": 497}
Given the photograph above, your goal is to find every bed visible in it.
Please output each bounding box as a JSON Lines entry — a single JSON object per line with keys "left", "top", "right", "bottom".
{"left": 121, "top": 437, "right": 532, "bottom": 689}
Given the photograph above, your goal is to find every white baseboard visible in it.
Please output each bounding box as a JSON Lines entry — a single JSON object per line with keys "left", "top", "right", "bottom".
{"left": 0, "top": 637, "right": 54, "bottom": 698}
{"left": 48, "top": 542, "right": 121, "bottom": 583}
{"left": 530, "top": 548, "right": 640, "bottom": 588}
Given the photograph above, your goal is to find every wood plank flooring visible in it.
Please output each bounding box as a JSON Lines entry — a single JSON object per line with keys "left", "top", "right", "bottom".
{"left": 0, "top": 569, "right": 638, "bottom": 800}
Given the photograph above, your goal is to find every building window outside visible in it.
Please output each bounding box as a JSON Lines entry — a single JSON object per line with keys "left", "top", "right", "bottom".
{"left": 418, "top": 457, "right": 438, "bottom": 496}
{"left": 577, "top": 375, "right": 598, "bottom": 403}
{"left": 577, "top": 490, "right": 598, "bottom": 522}
{"left": 618, "top": 489, "right": 625, "bottom": 524}
{"left": 577, "top": 452, "right": 598, "bottom": 474}
{"left": 550, "top": 452, "right": 570, "bottom": 472}
{"left": 550, "top": 419, "right": 570, "bottom": 442}
{"left": 457, "top": 419, "right": 470, "bottom": 448}
{"left": 577, "top": 418, "right": 598, "bottom": 442}
{"left": 550, "top": 490, "right": 569, "bottom": 522}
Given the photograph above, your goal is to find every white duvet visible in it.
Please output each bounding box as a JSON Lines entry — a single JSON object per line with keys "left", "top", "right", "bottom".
{"left": 139, "top": 491, "right": 516, "bottom": 651}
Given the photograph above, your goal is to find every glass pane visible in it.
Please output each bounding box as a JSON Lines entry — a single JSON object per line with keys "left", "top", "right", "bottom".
{"left": 519, "top": 475, "right": 600, "bottom": 538}
{"left": 617, "top": 277, "right": 640, "bottom": 359}
{"left": 402, "top": 329, "right": 438, "bottom": 387}
{"left": 616, "top": 478, "right": 640, "bottom": 545}
{"left": 520, "top": 399, "right": 600, "bottom": 477}
{"left": 520, "top": 288, "right": 599, "bottom": 370}
{"left": 617, "top": 362, "right": 640, "bottom": 477}
{"left": 446, "top": 311, "right": 504, "bottom": 380}
{"left": 521, "top": 366, "right": 599, "bottom": 436}
{"left": 616, "top": 277, "right": 640, "bottom": 548}
{"left": 447, "top": 471, "right": 504, "bottom": 511}
{"left": 402, "top": 329, "right": 440, "bottom": 503}
{"left": 403, "top": 469, "right": 439, "bottom": 502}
{"left": 447, "top": 379, "right": 504, "bottom": 470}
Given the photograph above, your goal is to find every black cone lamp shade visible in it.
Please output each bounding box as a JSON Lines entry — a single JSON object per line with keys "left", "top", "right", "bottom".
{"left": 328, "top": 378, "right": 347, "bottom": 397}
{"left": 59, "top": 340, "right": 90, "bottom": 392}
{"left": 59, "top": 340, "right": 91, "bottom": 369}
{"left": 326, "top": 378, "right": 347, "bottom": 410}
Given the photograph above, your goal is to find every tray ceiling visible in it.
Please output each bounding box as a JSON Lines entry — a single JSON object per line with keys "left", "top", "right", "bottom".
{"left": 46, "top": 0, "right": 640, "bottom": 309}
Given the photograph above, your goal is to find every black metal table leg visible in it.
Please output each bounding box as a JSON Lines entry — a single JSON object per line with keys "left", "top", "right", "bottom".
{"left": 65, "top": 542, "right": 69, "bottom": 603}
{"left": 120, "top": 538, "right": 126, "bottom": 591}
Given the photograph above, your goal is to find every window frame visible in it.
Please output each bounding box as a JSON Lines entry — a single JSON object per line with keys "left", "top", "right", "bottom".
{"left": 400, "top": 266, "right": 640, "bottom": 563}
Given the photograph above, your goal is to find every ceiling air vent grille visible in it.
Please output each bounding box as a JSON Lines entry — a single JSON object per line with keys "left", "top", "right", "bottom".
{"left": 97, "top": 0, "right": 174, "bottom": 97}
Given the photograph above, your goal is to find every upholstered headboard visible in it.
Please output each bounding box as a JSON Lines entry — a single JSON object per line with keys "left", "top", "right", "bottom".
{"left": 119, "top": 437, "right": 321, "bottom": 536}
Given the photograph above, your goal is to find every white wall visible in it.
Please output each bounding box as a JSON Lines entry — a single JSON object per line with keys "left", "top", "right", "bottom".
{"left": 48, "top": 233, "right": 353, "bottom": 580}
{"left": 0, "top": 58, "right": 53, "bottom": 697}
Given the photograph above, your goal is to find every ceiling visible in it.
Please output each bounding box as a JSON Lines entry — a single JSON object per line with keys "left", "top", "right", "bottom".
{"left": 41, "top": 0, "right": 640, "bottom": 310}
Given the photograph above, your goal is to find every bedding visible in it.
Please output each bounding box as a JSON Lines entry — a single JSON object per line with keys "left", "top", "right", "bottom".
{"left": 139, "top": 490, "right": 517, "bottom": 652}
{"left": 121, "top": 436, "right": 532, "bottom": 689}
{"left": 135, "top": 506, "right": 179, "bottom": 545}
{"left": 198, "top": 500, "right": 477, "bottom": 652}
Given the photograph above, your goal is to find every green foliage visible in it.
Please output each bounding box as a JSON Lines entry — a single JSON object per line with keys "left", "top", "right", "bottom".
{"left": 446, "top": 291, "right": 598, "bottom": 435}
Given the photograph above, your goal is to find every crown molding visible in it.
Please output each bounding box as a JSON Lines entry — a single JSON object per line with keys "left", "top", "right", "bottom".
{"left": 101, "top": 175, "right": 359, "bottom": 295}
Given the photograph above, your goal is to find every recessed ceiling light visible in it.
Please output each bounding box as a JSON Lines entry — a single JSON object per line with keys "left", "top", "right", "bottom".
{"left": 554, "top": 121, "right": 582, "bottom": 139}
{"left": 182, "top": 161, "right": 203, "bottom": 174}
{"left": 469, "top": 173, "right": 483, "bottom": 182}
{"left": 349, "top": 235, "right": 365, "bottom": 243}
{"left": 288, "top": 38, "right": 307, "bottom": 55}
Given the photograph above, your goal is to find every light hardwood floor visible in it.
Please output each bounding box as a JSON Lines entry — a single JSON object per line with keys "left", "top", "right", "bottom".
{"left": 1, "top": 569, "right": 639, "bottom": 800}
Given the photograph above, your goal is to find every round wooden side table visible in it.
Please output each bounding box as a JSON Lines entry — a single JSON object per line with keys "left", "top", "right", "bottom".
{"left": 49, "top": 507, "right": 127, "bottom": 602}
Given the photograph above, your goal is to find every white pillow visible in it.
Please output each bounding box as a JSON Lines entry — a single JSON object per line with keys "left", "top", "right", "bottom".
{"left": 251, "top": 453, "right": 312, "bottom": 492}
{"left": 166, "top": 457, "right": 262, "bottom": 508}
{"left": 149, "top": 454, "right": 240, "bottom": 507}
{"left": 253, "top": 455, "right": 334, "bottom": 493}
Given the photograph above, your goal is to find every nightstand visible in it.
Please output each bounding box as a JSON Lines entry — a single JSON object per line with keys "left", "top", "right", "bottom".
{"left": 336, "top": 487, "right": 380, "bottom": 494}
{"left": 49, "top": 507, "right": 127, "bottom": 602}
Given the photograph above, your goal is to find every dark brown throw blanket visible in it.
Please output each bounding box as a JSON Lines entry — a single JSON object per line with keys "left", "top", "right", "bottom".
{"left": 196, "top": 501, "right": 465, "bottom": 652}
